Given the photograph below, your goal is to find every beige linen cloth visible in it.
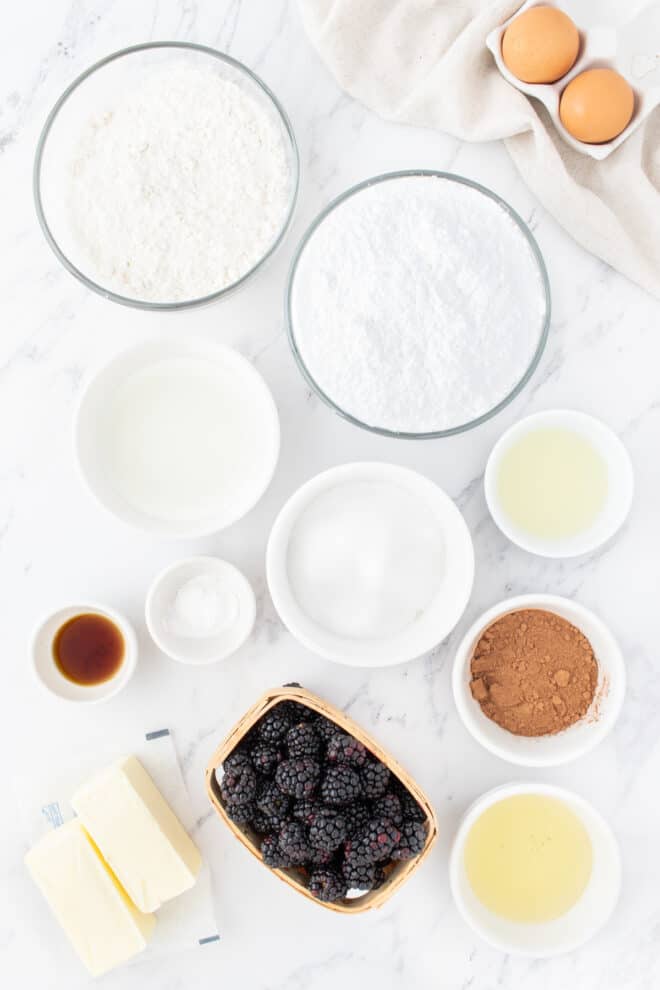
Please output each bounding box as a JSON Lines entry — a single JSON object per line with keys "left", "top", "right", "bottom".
{"left": 298, "top": 0, "right": 660, "bottom": 299}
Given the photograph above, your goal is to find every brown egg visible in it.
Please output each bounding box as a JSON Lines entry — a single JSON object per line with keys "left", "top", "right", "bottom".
{"left": 559, "top": 68, "right": 634, "bottom": 144}
{"left": 502, "top": 5, "right": 580, "bottom": 84}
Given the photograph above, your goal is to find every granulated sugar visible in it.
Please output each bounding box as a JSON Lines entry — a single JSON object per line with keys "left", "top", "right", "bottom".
{"left": 67, "top": 66, "right": 292, "bottom": 302}
{"left": 290, "top": 175, "right": 548, "bottom": 434}
{"left": 287, "top": 480, "right": 445, "bottom": 640}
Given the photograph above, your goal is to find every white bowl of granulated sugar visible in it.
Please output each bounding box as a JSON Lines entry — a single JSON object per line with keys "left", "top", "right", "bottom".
{"left": 266, "top": 462, "right": 475, "bottom": 667}
{"left": 34, "top": 42, "right": 299, "bottom": 309}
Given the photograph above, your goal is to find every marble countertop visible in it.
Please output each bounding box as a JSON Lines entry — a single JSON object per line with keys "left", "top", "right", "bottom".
{"left": 2, "top": 2, "right": 660, "bottom": 988}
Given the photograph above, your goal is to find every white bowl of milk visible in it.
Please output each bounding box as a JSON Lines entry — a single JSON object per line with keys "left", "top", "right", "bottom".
{"left": 75, "top": 335, "right": 280, "bottom": 537}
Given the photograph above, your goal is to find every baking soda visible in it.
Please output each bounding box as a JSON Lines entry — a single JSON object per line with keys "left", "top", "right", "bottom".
{"left": 167, "top": 575, "right": 239, "bottom": 639}
{"left": 290, "top": 175, "right": 547, "bottom": 433}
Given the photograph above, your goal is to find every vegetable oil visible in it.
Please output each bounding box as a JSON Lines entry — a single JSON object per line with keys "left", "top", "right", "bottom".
{"left": 497, "top": 427, "right": 608, "bottom": 540}
{"left": 464, "top": 794, "right": 593, "bottom": 923}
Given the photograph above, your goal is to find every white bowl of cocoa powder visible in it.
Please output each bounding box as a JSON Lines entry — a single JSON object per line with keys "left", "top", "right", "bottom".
{"left": 452, "top": 594, "right": 626, "bottom": 767}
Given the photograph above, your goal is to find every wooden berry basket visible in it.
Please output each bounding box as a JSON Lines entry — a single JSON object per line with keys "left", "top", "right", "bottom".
{"left": 205, "top": 685, "right": 439, "bottom": 913}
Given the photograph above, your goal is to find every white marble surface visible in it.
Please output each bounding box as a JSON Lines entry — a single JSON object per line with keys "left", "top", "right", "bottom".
{"left": 2, "top": 2, "right": 660, "bottom": 988}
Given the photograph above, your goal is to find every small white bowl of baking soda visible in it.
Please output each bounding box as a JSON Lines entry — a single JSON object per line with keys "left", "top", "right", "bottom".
{"left": 146, "top": 557, "right": 256, "bottom": 665}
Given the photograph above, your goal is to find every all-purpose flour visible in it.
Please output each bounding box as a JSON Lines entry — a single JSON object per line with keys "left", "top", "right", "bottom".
{"left": 67, "top": 67, "right": 291, "bottom": 302}
{"left": 291, "top": 175, "right": 547, "bottom": 434}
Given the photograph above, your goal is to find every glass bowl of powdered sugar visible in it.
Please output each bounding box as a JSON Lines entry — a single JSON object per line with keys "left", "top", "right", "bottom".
{"left": 34, "top": 42, "right": 299, "bottom": 309}
{"left": 286, "top": 171, "right": 551, "bottom": 438}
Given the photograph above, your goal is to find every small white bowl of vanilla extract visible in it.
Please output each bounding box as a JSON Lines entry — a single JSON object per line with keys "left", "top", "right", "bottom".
{"left": 31, "top": 603, "right": 138, "bottom": 703}
{"left": 485, "top": 409, "right": 634, "bottom": 558}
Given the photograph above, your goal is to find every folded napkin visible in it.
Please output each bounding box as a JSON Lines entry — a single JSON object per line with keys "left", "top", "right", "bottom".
{"left": 298, "top": 0, "right": 660, "bottom": 299}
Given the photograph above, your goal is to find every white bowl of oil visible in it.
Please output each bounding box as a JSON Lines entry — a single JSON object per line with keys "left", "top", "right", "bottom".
{"left": 449, "top": 782, "right": 621, "bottom": 957}
{"left": 484, "top": 409, "right": 634, "bottom": 558}
{"left": 452, "top": 594, "right": 626, "bottom": 767}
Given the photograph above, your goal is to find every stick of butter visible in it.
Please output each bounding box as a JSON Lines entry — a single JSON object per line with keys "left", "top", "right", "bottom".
{"left": 25, "top": 820, "right": 155, "bottom": 977}
{"left": 71, "top": 755, "right": 202, "bottom": 913}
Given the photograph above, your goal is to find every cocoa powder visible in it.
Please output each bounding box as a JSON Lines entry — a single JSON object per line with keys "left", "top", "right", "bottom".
{"left": 469, "top": 609, "right": 598, "bottom": 737}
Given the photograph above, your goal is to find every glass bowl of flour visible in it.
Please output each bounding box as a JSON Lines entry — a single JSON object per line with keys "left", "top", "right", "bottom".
{"left": 286, "top": 171, "right": 551, "bottom": 438}
{"left": 34, "top": 42, "right": 299, "bottom": 309}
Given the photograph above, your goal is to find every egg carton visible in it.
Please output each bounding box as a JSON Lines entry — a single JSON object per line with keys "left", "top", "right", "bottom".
{"left": 486, "top": 0, "right": 660, "bottom": 160}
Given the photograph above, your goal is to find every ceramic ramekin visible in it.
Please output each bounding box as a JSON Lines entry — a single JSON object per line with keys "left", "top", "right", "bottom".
{"left": 145, "top": 556, "right": 256, "bottom": 665}
{"left": 484, "top": 409, "right": 634, "bottom": 558}
{"left": 31, "top": 602, "right": 138, "bottom": 703}
{"left": 266, "top": 462, "right": 474, "bottom": 667}
{"left": 452, "top": 594, "right": 626, "bottom": 767}
{"left": 449, "top": 782, "right": 621, "bottom": 957}
{"left": 74, "top": 335, "right": 280, "bottom": 539}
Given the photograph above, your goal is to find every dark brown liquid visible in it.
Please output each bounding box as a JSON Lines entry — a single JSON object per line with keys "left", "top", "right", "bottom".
{"left": 53, "top": 613, "right": 125, "bottom": 686}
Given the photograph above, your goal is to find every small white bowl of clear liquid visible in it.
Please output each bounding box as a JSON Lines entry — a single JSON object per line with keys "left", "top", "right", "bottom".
{"left": 75, "top": 335, "right": 280, "bottom": 538}
{"left": 449, "top": 781, "right": 621, "bottom": 957}
{"left": 484, "top": 409, "right": 634, "bottom": 558}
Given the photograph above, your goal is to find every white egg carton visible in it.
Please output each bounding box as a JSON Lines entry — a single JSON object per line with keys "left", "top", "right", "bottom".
{"left": 486, "top": 0, "right": 660, "bottom": 159}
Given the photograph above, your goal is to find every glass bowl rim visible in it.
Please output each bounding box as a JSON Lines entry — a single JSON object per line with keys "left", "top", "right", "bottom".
{"left": 285, "top": 169, "right": 552, "bottom": 440}
{"left": 33, "top": 40, "right": 301, "bottom": 311}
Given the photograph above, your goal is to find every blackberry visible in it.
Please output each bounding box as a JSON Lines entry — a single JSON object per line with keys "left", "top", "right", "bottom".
{"left": 309, "top": 809, "right": 347, "bottom": 853}
{"left": 225, "top": 801, "right": 255, "bottom": 825}
{"left": 279, "top": 700, "right": 315, "bottom": 723}
{"left": 321, "top": 765, "right": 362, "bottom": 806}
{"left": 256, "top": 781, "right": 290, "bottom": 826}
{"left": 342, "top": 854, "right": 378, "bottom": 891}
{"left": 275, "top": 758, "right": 320, "bottom": 798}
{"left": 307, "top": 846, "right": 334, "bottom": 867}
{"left": 391, "top": 821, "right": 426, "bottom": 861}
{"left": 360, "top": 760, "right": 390, "bottom": 799}
{"left": 293, "top": 799, "right": 323, "bottom": 826}
{"left": 326, "top": 733, "right": 369, "bottom": 769}
{"left": 278, "top": 822, "right": 311, "bottom": 864}
{"left": 261, "top": 834, "right": 291, "bottom": 870}
{"left": 250, "top": 742, "right": 281, "bottom": 777}
{"left": 397, "top": 787, "right": 426, "bottom": 824}
{"left": 257, "top": 707, "right": 292, "bottom": 744}
{"left": 314, "top": 714, "right": 340, "bottom": 744}
{"left": 250, "top": 810, "right": 278, "bottom": 835}
{"left": 286, "top": 722, "right": 321, "bottom": 760}
{"left": 358, "top": 818, "right": 402, "bottom": 862}
{"left": 223, "top": 749, "right": 251, "bottom": 775}
{"left": 343, "top": 801, "right": 371, "bottom": 838}
{"left": 308, "top": 868, "right": 347, "bottom": 903}
{"left": 371, "top": 792, "right": 403, "bottom": 825}
{"left": 220, "top": 763, "right": 257, "bottom": 806}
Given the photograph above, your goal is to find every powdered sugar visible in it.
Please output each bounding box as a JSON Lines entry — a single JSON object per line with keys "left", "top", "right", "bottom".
{"left": 290, "top": 175, "right": 548, "bottom": 434}
{"left": 67, "top": 66, "right": 292, "bottom": 302}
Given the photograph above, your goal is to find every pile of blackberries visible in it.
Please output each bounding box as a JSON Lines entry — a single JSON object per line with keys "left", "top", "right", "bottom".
{"left": 219, "top": 699, "right": 427, "bottom": 903}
